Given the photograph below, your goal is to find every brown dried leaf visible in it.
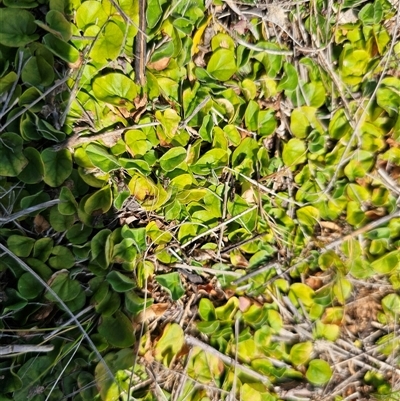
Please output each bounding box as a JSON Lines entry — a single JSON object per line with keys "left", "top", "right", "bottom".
{"left": 34, "top": 214, "right": 50, "bottom": 233}
{"left": 148, "top": 57, "right": 170, "bottom": 71}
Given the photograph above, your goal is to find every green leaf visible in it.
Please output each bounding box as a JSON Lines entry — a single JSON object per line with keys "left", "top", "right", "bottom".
{"left": 297, "top": 206, "right": 320, "bottom": 230}
{"left": 0, "top": 72, "right": 18, "bottom": 96}
{"left": 359, "top": 1, "right": 383, "bottom": 24}
{"left": 244, "top": 100, "right": 259, "bottom": 131}
{"left": 198, "top": 298, "right": 216, "bottom": 321}
{"left": 197, "top": 320, "right": 220, "bottom": 334}
{"left": 18, "top": 272, "right": 42, "bottom": 299}
{"left": 7, "top": 235, "right": 35, "bottom": 258}
{"left": 147, "top": 0, "right": 163, "bottom": 29}
{"left": 333, "top": 276, "right": 353, "bottom": 304}
{"left": 289, "top": 283, "right": 315, "bottom": 307}
{"left": 45, "top": 271, "right": 81, "bottom": 302}
{"left": 112, "top": 238, "right": 138, "bottom": 263}
{"left": 125, "top": 130, "right": 151, "bottom": 157}
{"left": 21, "top": 56, "right": 54, "bottom": 87}
{"left": 66, "top": 224, "right": 92, "bottom": 245}
{"left": 258, "top": 109, "right": 276, "bottom": 136}
{"left": 37, "top": 118, "right": 66, "bottom": 142}
{"left": 344, "top": 150, "right": 375, "bottom": 181}
{"left": 232, "top": 137, "right": 258, "bottom": 169}
{"left": 33, "top": 238, "right": 54, "bottom": 262}
{"left": 305, "top": 359, "right": 332, "bottom": 386}
{"left": 75, "top": 1, "right": 108, "bottom": 30}
{"left": 0, "top": 9, "right": 39, "bottom": 47}
{"left": 381, "top": 293, "right": 400, "bottom": 317}
{"left": 98, "top": 311, "right": 135, "bottom": 347}
{"left": 48, "top": 245, "right": 75, "bottom": 269}
{"left": 278, "top": 62, "right": 299, "bottom": 91}
{"left": 154, "top": 323, "right": 184, "bottom": 366}
{"left": 46, "top": 9, "right": 71, "bottom": 41}
{"left": 43, "top": 33, "right": 80, "bottom": 64}
{"left": 376, "top": 77, "right": 400, "bottom": 117}
{"left": 50, "top": 205, "right": 75, "bottom": 232}
{"left": 207, "top": 49, "right": 237, "bottom": 81}
{"left": 371, "top": 251, "right": 399, "bottom": 274}
{"left": 106, "top": 271, "right": 136, "bottom": 292}
{"left": 0, "top": 133, "right": 28, "bottom": 177}
{"left": 17, "top": 147, "right": 44, "bottom": 184}
{"left": 13, "top": 357, "right": 51, "bottom": 401}
{"left": 94, "top": 349, "right": 136, "bottom": 401}
{"left": 90, "top": 22, "right": 124, "bottom": 65}
{"left": 282, "top": 138, "right": 306, "bottom": 166}
{"left": 146, "top": 221, "right": 173, "bottom": 245}
{"left": 86, "top": 144, "right": 121, "bottom": 172}
{"left": 290, "top": 341, "right": 313, "bottom": 366}
{"left": 303, "top": 81, "right": 326, "bottom": 107}
{"left": 339, "top": 45, "right": 369, "bottom": 85}
{"left": 290, "top": 106, "right": 322, "bottom": 138}
{"left": 124, "top": 290, "right": 153, "bottom": 315}
{"left": 159, "top": 147, "right": 187, "bottom": 172}
{"left": 329, "top": 108, "right": 352, "bottom": 140}
{"left": 91, "top": 229, "right": 112, "bottom": 269}
{"left": 84, "top": 185, "right": 113, "bottom": 215}
{"left": 42, "top": 148, "right": 73, "bottom": 187}
{"left": 191, "top": 148, "right": 228, "bottom": 175}
{"left": 59, "top": 186, "right": 78, "bottom": 215}
{"left": 155, "top": 272, "right": 185, "bottom": 301}
{"left": 92, "top": 73, "right": 137, "bottom": 106}
{"left": 215, "top": 297, "right": 239, "bottom": 320}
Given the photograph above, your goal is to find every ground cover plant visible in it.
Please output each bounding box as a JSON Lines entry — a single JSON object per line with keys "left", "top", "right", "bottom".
{"left": 0, "top": 0, "right": 399, "bottom": 400}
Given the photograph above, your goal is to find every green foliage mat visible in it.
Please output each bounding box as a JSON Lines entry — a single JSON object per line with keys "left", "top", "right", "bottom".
{"left": 0, "top": 0, "right": 399, "bottom": 400}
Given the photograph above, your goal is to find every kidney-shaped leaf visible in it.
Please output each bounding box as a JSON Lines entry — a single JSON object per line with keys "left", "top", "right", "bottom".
{"left": 98, "top": 311, "right": 135, "bottom": 348}
{"left": 84, "top": 185, "right": 113, "bottom": 215}
{"left": 45, "top": 271, "right": 81, "bottom": 302}
{"left": 306, "top": 359, "right": 332, "bottom": 386}
{"left": 41, "top": 148, "right": 72, "bottom": 187}
{"left": 0, "top": 9, "right": 39, "bottom": 47}
{"left": 90, "top": 22, "right": 124, "bottom": 64}
{"left": 106, "top": 270, "right": 136, "bottom": 292}
{"left": 159, "top": 147, "right": 187, "bottom": 172}
{"left": 282, "top": 138, "right": 307, "bottom": 167}
{"left": 155, "top": 272, "right": 185, "bottom": 301}
{"left": 43, "top": 33, "right": 80, "bottom": 64}
{"left": 0, "top": 133, "right": 28, "bottom": 177}
{"left": 21, "top": 56, "right": 54, "bottom": 87}
{"left": 92, "top": 73, "right": 137, "bottom": 106}
{"left": 49, "top": 245, "right": 75, "bottom": 269}
{"left": 86, "top": 144, "right": 120, "bottom": 172}
{"left": 154, "top": 323, "right": 184, "bottom": 366}
{"left": 191, "top": 148, "right": 228, "bottom": 175}
{"left": 17, "top": 147, "right": 44, "bottom": 184}
{"left": 290, "top": 341, "right": 313, "bottom": 366}
{"left": 207, "top": 49, "right": 237, "bottom": 81}
{"left": 76, "top": 1, "right": 108, "bottom": 31}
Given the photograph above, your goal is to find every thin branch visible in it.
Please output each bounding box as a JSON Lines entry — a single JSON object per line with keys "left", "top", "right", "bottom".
{"left": 179, "top": 96, "right": 211, "bottom": 129}
{"left": 0, "top": 344, "right": 54, "bottom": 356}
{"left": 169, "top": 262, "right": 242, "bottom": 277}
{"left": 231, "top": 260, "right": 280, "bottom": 285}
{"left": 55, "top": 122, "right": 160, "bottom": 150}
{"left": 0, "top": 199, "right": 60, "bottom": 224}
{"left": 134, "top": 0, "right": 147, "bottom": 86}
{"left": 185, "top": 334, "right": 272, "bottom": 387}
